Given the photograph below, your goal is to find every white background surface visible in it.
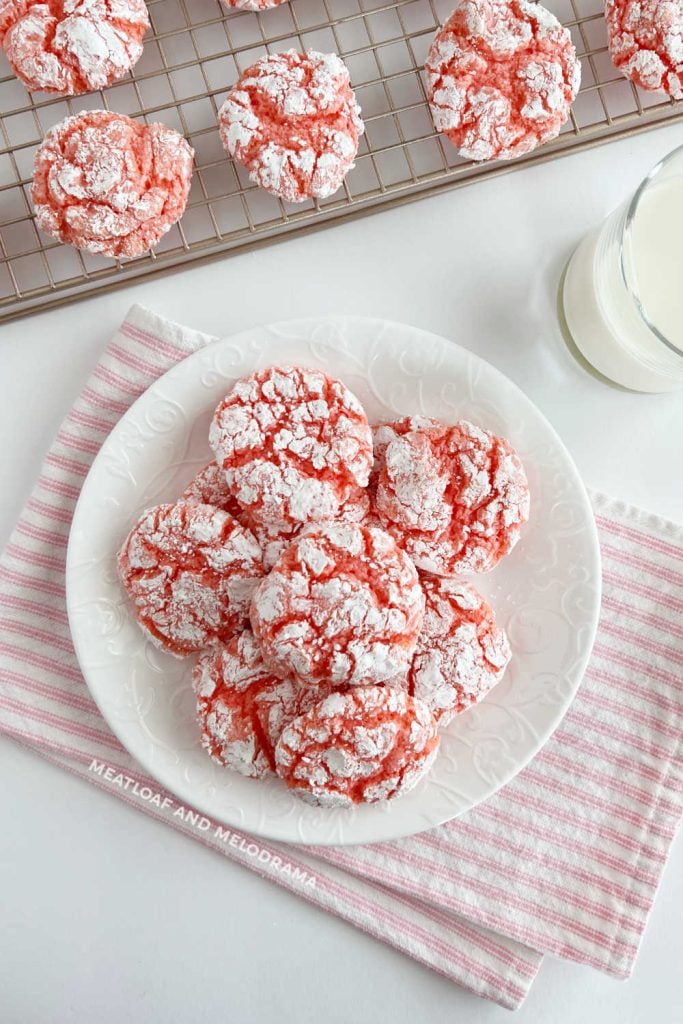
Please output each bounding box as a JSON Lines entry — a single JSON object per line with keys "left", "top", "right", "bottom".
{"left": 1, "top": 123, "right": 682, "bottom": 1023}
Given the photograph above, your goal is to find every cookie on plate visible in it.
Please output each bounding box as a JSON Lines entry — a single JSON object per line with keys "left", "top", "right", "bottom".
{"left": 209, "top": 365, "right": 373, "bottom": 531}
{"left": 426, "top": 0, "right": 581, "bottom": 162}
{"left": 193, "top": 630, "right": 307, "bottom": 778}
{"left": 375, "top": 419, "right": 530, "bottom": 576}
{"left": 0, "top": 0, "right": 149, "bottom": 94}
{"left": 218, "top": 49, "right": 364, "bottom": 202}
{"left": 32, "top": 110, "right": 194, "bottom": 259}
{"left": 250, "top": 522, "right": 425, "bottom": 688}
{"left": 274, "top": 686, "right": 440, "bottom": 807}
{"left": 407, "top": 578, "right": 511, "bottom": 725}
{"left": 117, "top": 501, "right": 264, "bottom": 656}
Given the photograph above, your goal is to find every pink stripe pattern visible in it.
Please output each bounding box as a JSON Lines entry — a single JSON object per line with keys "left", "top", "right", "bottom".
{"left": 311, "top": 493, "right": 683, "bottom": 980}
{"left": 1, "top": 305, "right": 682, "bottom": 1009}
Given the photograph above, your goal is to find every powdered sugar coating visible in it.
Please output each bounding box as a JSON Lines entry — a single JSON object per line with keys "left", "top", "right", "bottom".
{"left": 218, "top": 49, "right": 364, "bottom": 203}
{"left": 209, "top": 365, "right": 373, "bottom": 531}
{"left": 0, "top": 0, "right": 149, "bottom": 94}
{"left": 426, "top": 0, "right": 581, "bottom": 162}
{"left": 184, "top": 463, "right": 303, "bottom": 572}
{"left": 338, "top": 485, "right": 371, "bottom": 524}
{"left": 407, "top": 578, "right": 511, "bottom": 725}
{"left": 253, "top": 485, "right": 371, "bottom": 569}
{"left": 185, "top": 461, "right": 370, "bottom": 570}
{"left": 275, "top": 685, "right": 440, "bottom": 807}
{"left": 249, "top": 519, "right": 301, "bottom": 572}
{"left": 183, "top": 462, "right": 245, "bottom": 523}
{"left": 376, "top": 420, "right": 530, "bottom": 576}
{"left": 193, "top": 630, "right": 304, "bottom": 778}
{"left": 32, "top": 110, "right": 194, "bottom": 258}
{"left": 371, "top": 416, "right": 439, "bottom": 488}
{"left": 606, "top": 0, "right": 683, "bottom": 99}
{"left": 117, "top": 501, "right": 264, "bottom": 656}
{"left": 250, "top": 522, "right": 425, "bottom": 688}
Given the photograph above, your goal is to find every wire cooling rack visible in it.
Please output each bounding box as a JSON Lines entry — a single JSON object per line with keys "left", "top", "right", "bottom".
{"left": 1, "top": 0, "right": 681, "bottom": 322}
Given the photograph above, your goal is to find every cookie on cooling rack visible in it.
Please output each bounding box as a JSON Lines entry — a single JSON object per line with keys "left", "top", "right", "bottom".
{"left": 0, "top": 0, "right": 149, "bottom": 94}
{"left": 218, "top": 49, "right": 364, "bottom": 203}
{"left": 425, "top": 0, "right": 581, "bottom": 162}
{"left": 606, "top": 0, "right": 683, "bottom": 100}
{"left": 32, "top": 110, "right": 194, "bottom": 259}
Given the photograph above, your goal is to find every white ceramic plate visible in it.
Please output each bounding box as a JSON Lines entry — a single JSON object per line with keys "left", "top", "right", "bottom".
{"left": 66, "top": 316, "right": 601, "bottom": 846}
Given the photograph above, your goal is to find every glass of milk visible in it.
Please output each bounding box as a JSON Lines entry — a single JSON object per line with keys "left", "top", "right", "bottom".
{"left": 561, "top": 145, "right": 683, "bottom": 393}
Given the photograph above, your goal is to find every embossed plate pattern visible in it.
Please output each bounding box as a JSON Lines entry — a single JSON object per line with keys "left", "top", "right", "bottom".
{"left": 66, "top": 316, "right": 601, "bottom": 845}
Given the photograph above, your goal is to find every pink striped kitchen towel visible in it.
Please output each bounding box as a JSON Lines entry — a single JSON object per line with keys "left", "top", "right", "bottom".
{"left": 1, "top": 304, "right": 681, "bottom": 1011}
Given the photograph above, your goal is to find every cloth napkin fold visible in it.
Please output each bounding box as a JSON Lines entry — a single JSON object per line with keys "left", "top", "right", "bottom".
{"left": 1, "top": 304, "right": 681, "bottom": 1012}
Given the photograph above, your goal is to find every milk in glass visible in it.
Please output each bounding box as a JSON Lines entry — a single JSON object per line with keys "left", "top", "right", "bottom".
{"left": 562, "top": 148, "right": 683, "bottom": 393}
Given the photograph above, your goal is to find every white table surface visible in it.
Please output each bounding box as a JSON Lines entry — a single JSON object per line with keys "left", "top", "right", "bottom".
{"left": 1, "top": 123, "right": 682, "bottom": 1024}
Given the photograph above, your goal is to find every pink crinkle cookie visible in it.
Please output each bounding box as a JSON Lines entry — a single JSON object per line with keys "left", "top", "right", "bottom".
{"left": 274, "top": 686, "right": 440, "bottom": 807}
{"left": 426, "top": 0, "right": 581, "bottom": 162}
{"left": 209, "top": 365, "right": 373, "bottom": 532}
{"left": 117, "top": 501, "right": 264, "bottom": 657}
{"left": 250, "top": 522, "right": 425, "bottom": 689}
{"left": 218, "top": 49, "right": 364, "bottom": 203}
{"left": 31, "top": 110, "right": 194, "bottom": 258}
{"left": 407, "top": 578, "right": 511, "bottom": 726}
{"left": 376, "top": 420, "right": 530, "bottom": 576}
{"left": 193, "top": 630, "right": 308, "bottom": 779}
{"left": 0, "top": 0, "right": 149, "bottom": 94}
{"left": 606, "top": 0, "right": 683, "bottom": 99}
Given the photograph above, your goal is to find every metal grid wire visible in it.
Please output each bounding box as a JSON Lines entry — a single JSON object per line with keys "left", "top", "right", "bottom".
{"left": 1, "top": 0, "right": 681, "bottom": 321}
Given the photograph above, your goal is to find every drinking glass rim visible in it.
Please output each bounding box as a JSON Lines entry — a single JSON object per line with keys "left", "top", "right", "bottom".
{"left": 620, "top": 144, "right": 683, "bottom": 359}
